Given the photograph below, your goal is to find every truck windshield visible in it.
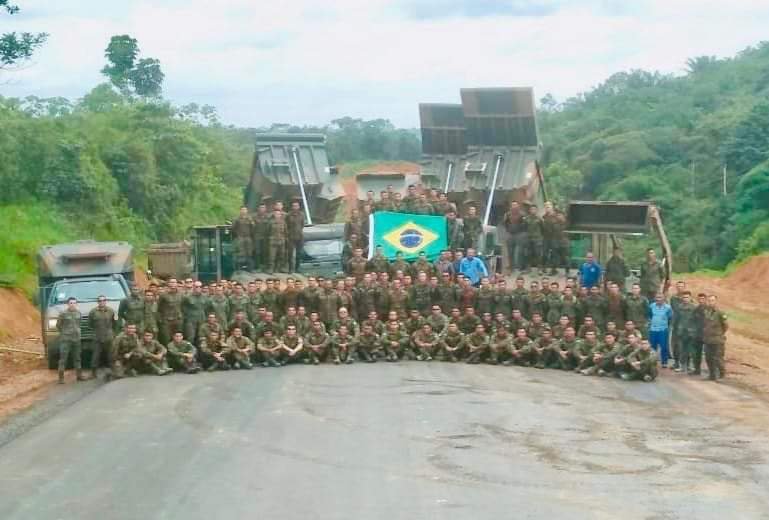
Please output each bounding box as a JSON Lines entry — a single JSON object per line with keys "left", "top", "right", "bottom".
{"left": 303, "top": 239, "right": 343, "bottom": 259}
{"left": 50, "top": 280, "right": 126, "bottom": 305}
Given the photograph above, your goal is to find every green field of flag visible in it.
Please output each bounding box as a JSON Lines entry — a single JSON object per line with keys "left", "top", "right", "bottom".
{"left": 369, "top": 212, "right": 447, "bottom": 261}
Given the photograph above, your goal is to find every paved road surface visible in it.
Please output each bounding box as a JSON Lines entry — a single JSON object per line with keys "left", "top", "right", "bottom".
{"left": 1, "top": 364, "right": 768, "bottom": 519}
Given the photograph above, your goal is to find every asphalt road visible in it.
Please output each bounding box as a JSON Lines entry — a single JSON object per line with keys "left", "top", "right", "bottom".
{"left": 1, "top": 364, "right": 768, "bottom": 520}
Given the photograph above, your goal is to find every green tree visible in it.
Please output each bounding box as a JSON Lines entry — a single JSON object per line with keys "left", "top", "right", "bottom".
{"left": 101, "top": 35, "right": 164, "bottom": 98}
{"left": 0, "top": 1, "right": 48, "bottom": 69}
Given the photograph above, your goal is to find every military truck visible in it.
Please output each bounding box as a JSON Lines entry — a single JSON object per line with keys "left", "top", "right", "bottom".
{"left": 38, "top": 241, "right": 134, "bottom": 369}
{"left": 192, "top": 223, "right": 345, "bottom": 284}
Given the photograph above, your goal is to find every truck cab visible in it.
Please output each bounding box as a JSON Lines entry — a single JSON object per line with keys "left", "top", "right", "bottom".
{"left": 38, "top": 241, "right": 134, "bottom": 369}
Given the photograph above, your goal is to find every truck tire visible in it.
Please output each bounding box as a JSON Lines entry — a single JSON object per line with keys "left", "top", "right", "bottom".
{"left": 47, "top": 348, "right": 58, "bottom": 370}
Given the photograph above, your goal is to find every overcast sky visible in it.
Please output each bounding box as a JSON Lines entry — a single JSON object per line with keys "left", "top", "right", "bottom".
{"left": 2, "top": 0, "right": 768, "bottom": 127}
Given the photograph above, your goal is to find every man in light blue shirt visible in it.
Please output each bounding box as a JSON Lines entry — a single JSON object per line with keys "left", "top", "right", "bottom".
{"left": 459, "top": 248, "right": 488, "bottom": 287}
{"left": 578, "top": 252, "right": 603, "bottom": 288}
{"left": 649, "top": 293, "right": 673, "bottom": 367}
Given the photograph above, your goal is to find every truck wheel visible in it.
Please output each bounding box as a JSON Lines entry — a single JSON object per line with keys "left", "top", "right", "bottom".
{"left": 47, "top": 343, "right": 59, "bottom": 370}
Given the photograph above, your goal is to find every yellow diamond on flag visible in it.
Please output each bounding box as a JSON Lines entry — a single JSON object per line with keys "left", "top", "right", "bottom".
{"left": 382, "top": 221, "right": 439, "bottom": 255}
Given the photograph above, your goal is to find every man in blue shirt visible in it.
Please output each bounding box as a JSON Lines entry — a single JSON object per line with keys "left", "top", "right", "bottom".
{"left": 459, "top": 248, "right": 488, "bottom": 287}
{"left": 578, "top": 252, "right": 603, "bottom": 288}
{"left": 649, "top": 293, "right": 673, "bottom": 367}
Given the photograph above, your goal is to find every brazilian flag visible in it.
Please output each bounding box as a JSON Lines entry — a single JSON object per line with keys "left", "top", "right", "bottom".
{"left": 369, "top": 212, "right": 447, "bottom": 261}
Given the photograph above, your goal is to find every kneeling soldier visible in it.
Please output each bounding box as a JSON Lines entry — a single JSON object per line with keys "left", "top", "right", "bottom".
{"left": 509, "top": 328, "right": 535, "bottom": 366}
{"left": 438, "top": 322, "right": 465, "bottom": 362}
{"left": 533, "top": 328, "right": 558, "bottom": 369}
{"left": 111, "top": 323, "right": 141, "bottom": 379}
{"left": 411, "top": 323, "right": 439, "bottom": 361}
{"left": 465, "top": 324, "right": 490, "bottom": 364}
{"left": 257, "top": 329, "right": 282, "bottom": 368}
{"left": 200, "top": 331, "right": 230, "bottom": 371}
{"left": 381, "top": 320, "right": 408, "bottom": 361}
{"left": 226, "top": 327, "right": 254, "bottom": 369}
{"left": 330, "top": 325, "right": 355, "bottom": 364}
{"left": 136, "top": 331, "right": 173, "bottom": 375}
{"left": 356, "top": 323, "right": 382, "bottom": 362}
{"left": 305, "top": 321, "right": 330, "bottom": 365}
{"left": 488, "top": 326, "right": 513, "bottom": 365}
{"left": 279, "top": 325, "right": 304, "bottom": 365}
{"left": 166, "top": 332, "right": 201, "bottom": 374}
{"left": 610, "top": 332, "right": 640, "bottom": 377}
{"left": 622, "top": 339, "right": 658, "bottom": 382}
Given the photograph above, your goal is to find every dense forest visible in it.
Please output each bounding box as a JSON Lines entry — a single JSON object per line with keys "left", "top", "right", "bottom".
{"left": 1, "top": 11, "right": 768, "bottom": 293}
{"left": 538, "top": 44, "right": 769, "bottom": 271}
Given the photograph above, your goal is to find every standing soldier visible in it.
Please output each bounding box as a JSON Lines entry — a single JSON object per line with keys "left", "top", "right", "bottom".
{"left": 286, "top": 200, "right": 306, "bottom": 273}
{"left": 232, "top": 206, "right": 255, "bottom": 271}
{"left": 503, "top": 201, "right": 526, "bottom": 274}
{"left": 368, "top": 245, "right": 390, "bottom": 274}
{"left": 389, "top": 251, "right": 410, "bottom": 279}
{"left": 625, "top": 283, "right": 650, "bottom": 337}
{"left": 541, "top": 202, "right": 559, "bottom": 275}
{"left": 348, "top": 248, "right": 368, "bottom": 283}
{"left": 268, "top": 202, "right": 289, "bottom": 273}
{"left": 702, "top": 294, "right": 728, "bottom": 381}
{"left": 446, "top": 210, "right": 464, "bottom": 251}
{"left": 318, "top": 278, "right": 343, "bottom": 328}
{"left": 88, "top": 295, "right": 116, "bottom": 379}
{"left": 640, "top": 248, "right": 665, "bottom": 300}
{"left": 523, "top": 204, "right": 543, "bottom": 274}
{"left": 605, "top": 247, "right": 630, "bottom": 291}
{"left": 56, "top": 297, "right": 85, "bottom": 384}
{"left": 118, "top": 285, "right": 144, "bottom": 332}
{"left": 673, "top": 292, "right": 698, "bottom": 374}
{"left": 143, "top": 289, "right": 159, "bottom": 340}
{"left": 158, "top": 278, "right": 184, "bottom": 346}
{"left": 552, "top": 208, "right": 571, "bottom": 276}
{"left": 692, "top": 293, "right": 708, "bottom": 376}
{"left": 206, "top": 286, "right": 230, "bottom": 332}
{"left": 166, "top": 331, "right": 201, "bottom": 374}
{"left": 462, "top": 205, "right": 483, "bottom": 250}
{"left": 388, "top": 278, "right": 409, "bottom": 318}
{"left": 182, "top": 281, "right": 208, "bottom": 346}
{"left": 251, "top": 203, "right": 270, "bottom": 270}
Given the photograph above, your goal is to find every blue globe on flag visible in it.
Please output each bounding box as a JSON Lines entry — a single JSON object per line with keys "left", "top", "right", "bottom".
{"left": 399, "top": 228, "right": 424, "bottom": 249}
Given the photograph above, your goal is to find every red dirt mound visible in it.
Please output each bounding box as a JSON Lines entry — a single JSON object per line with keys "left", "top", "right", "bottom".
{"left": 361, "top": 161, "right": 420, "bottom": 175}
{"left": 0, "top": 288, "right": 40, "bottom": 342}
{"left": 726, "top": 254, "right": 769, "bottom": 293}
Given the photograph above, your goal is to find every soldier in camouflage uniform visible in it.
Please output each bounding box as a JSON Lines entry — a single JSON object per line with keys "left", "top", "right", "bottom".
{"left": 232, "top": 206, "right": 255, "bottom": 270}
{"left": 305, "top": 321, "right": 330, "bottom": 365}
{"left": 465, "top": 323, "right": 490, "bottom": 364}
{"left": 286, "top": 200, "right": 306, "bottom": 273}
{"left": 488, "top": 326, "right": 513, "bottom": 365}
{"left": 348, "top": 248, "right": 368, "bottom": 284}
{"left": 355, "top": 323, "right": 382, "bottom": 362}
{"left": 268, "top": 203, "right": 289, "bottom": 273}
{"left": 199, "top": 331, "right": 230, "bottom": 371}
{"left": 318, "top": 278, "right": 343, "bottom": 326}
{"left": 388, "top": 279, "right": 409, "bottom": 319}
{"left": 550, "top": 326, "right": 580, "bottom": 370}
{"left": 135, "top": 331, "right": 173, "bottom": 376}
{"left": 625, "top": 283, "right": 650, "bottom": 337}
{"left": 158, "top": 278, "right": 184, "bottom": 346}
{"left": 206, "top": 285, "right": 230, "bottom": 331}
{"left": 621, "top": 339, "right": 658, "bottom": 382}
{"left": 462, "top": 205, "right": 483, "bottom": 250}
{"left": 702, "top": 295, "right": 728, "bottom": 381}
{"left": 608, "top": 332, "right": 640, "bottom": 377}
{"left": 523, "top": 204, "right": 543, "bottom": 273}
{"left": 673, "top": 292, "right": 698, "bottom": 373}
{"left": 182, "top": 281, "right": 208, "bottom": 346}
{"left": 580, "top": 332, "right": 617, "bottom": 376}
{"left": 437, "top": 322, "right": 465, "bottom": 362}
{"left": 257, "top": 329, "right": 282, "bottom": 368}
{"left": 166, "top": 331, "right": 201, "bottom": 374}
{"left": 142, "top": 289, "right": 159, "bottom": 340}
{"left": 446, "top": 210, "right": 463, "bottom": 252}
{"left": 381, "top": 320, "right": 409, "bottom": 361}
{"left": 228, "top": 311, "right": 256, "bottom": 341}
{"left": 508, "top": 327, "right": 535, "bottom": 366}
{"left": 368, "top": 246, "right": 390, "bottom": 274}
{"left": 251, "top": 203, "right": 270, "bottom": 270}
{"left": 111, "top": 324, "right": 141, "bottom": 379}
{"left": 532, "top": 328, "right": 558, "bottom": 369}
{"left": 226, "top": 327, "right": 255, "bottom": 369}
{"left": 639, "top": 249, "right": 665, "bottom": 301}
{"left": 330, "top": 324, "right": 356, "bottom": 364}
{"left": 411, "top": 323, "right": 439, "bottom": 361}
{"left": 118, "top": 285, "right": 145, "bottom": 332}
{"left": 88, "top": 295, "right": 116, "bottom": 379}
{"left": 56, "top": 297, "right": 85, "bottom": 383}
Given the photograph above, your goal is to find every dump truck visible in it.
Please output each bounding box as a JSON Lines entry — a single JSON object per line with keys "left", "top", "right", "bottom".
{"left": 418, "top": 87, "right": 545, "bottom": 226}
{"left": 565, "top": 201, "right": 673, "bottom": 291}
{"left": 37, "top": 241, "right": 134, "bottom": 369}
{"left": 245, "top": 133, "right": 344, "bottom": 224}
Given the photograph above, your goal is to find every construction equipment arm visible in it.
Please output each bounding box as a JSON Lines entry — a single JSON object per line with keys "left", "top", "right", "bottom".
{"left": 648, "top": 206, "right": 673, "bottom": 294}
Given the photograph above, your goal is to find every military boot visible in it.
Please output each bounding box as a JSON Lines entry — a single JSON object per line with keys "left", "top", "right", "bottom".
{"left": 58, "top": 369, "right": 65, "bottom": 384}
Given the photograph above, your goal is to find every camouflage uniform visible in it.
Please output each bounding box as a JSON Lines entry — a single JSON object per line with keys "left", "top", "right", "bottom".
{"left": 182, "top": 292, "right": 208, "bottom": 345}
{"left": 447, "top": 218, "right": 463, "bottom": 251}
{"left": 623, "top": 347, "right": 658, "bottom": 381}
{"left": 232, "top": 214, "right": 255, "bottom": 270}
{"left": 111, "top": 331, "right": 140, "bottom": 378}
{"left": 226, "top": 336, "right": 255, "bottom": 369}
{"left": 476, "top": 286, "right": 495, "bottom": 316}
{"left": 88, "top": 306, "right": 116, "bottom": 374}
{"left": 354, "top": 284, "right": 378, "bottom": 321}
{"left": 143, "top": 298, "right": 159, "bottom": 339}
{"left": 508, "top": 337, "right": 535, "bottom": 366}
{"left": 462, "top": 215, "right": 483, "bottom": 250}
{"left": 640, "top": 260, "right": 664, "bottom": 300}
{"left": 256, "top": 336, "right": 282, "bottom": 367}
{"left": 356, "top": 331, "right": 382, "bottom": 362}
{"left": 409, "top": 283, "right": 433, "bottom": 316}
{"left": 251, "top": 212, "right": 271, "bottom": 270}
{"left": 464, "top": 331, "right": 489, "bottom": 364}
{"left": 523, "top": 212, "right": 543, "bottom": 270}
{"left": 348, "top": 257, "right": 368, "bottom": 283}
{"left": 488, "top": 331, "right": 513, "bottom": 365}
{"left": 268, "top": 211, "right": 289, "bottom": 273}
{"left": 702, "top": 306, "right": 728, "bottom": 380}
{"left": 674, "top": 301, "right": 698, "bottom": 372}
{"left": 166, "top": 339, "right": 200, "bottom": 373}
{"left": 305, "top": 329, "right": 330, "bottom": 364}
{"left": 207, "top": 294, "right": 230, "bottom": 331}
{"left": 368, "top": 253, "right": 390, "bottom": 274}
{"left": 56, "top": 308, "right": 82, "bottom": 378}
{"left": 545, "top": 293, "right": 562, "bottom": 326}
{"left": 228, "top": 318, "right": 256, "bottom": 341}
{"left": 411, "top": 329, "right": 439, "bottom": 361}
{"left": 135, "top": 339, "right": 172, "bottom": 375}
{"left": 158, "top": 290, "right": 183, "bottom": 346}
{"left": 381, "top": 327, "right": 409, "bottom": 361}
{"left": 318, "top": 289, "right": 343, "bottom": 325}
{"left": 286, "top": 209, "right": 305, "bottom": 273}
{"left": 330, "top": 317, "right": 360, "bottom": 337}
{"left": 388, "top": 288, "right": 409, "bottom": 318}
{"left": 118, "top": 294, "right": 144, "bottom": 332}
{"left": 330, "top": 333, "right": 356, "bottom": 364}
{"left": 625, "top": 295, "right": 650, "bottom": 336}
{"left": 438, "top": 330, "right": 465, "bottom": 362}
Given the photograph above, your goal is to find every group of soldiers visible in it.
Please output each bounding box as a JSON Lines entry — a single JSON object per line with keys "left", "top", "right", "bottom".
{"left": 230, "top": 200, "right": 305, "bottom": 274}
{"left": 53, "top": 254, "right": 725, "bottom": 385}
{"left": 343, "top": 188, "right": 571, "bottom": 275}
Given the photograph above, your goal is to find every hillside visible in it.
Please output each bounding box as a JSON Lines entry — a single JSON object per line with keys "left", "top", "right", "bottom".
{"left": 538, "top": 43, "right": 769, "bottom": 270}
